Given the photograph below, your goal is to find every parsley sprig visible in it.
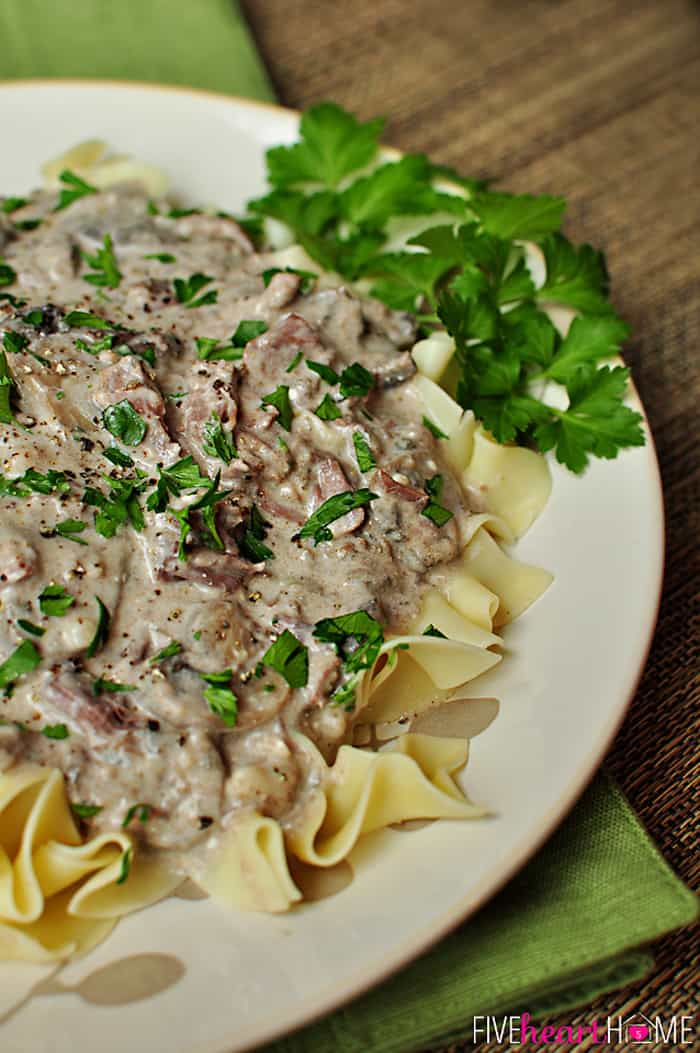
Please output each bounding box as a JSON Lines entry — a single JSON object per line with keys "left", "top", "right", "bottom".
{"left": 82, "top": 234, "right": 122, "bottom": 288}
{"left": 243, "top": 102, "right": 645, "bottom": 473}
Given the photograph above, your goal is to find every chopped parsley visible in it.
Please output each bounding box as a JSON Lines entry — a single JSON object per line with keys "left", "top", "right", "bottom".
{"left": 42, "top": 723, "right": 69, "bottom": 740}
{"left": 0, "top": 640, "right": 41, "bottom": 692}
{"left": 422, "top": 415, "right": 448, "bottom": 440}
{"left": 2, "top": 197, "right": 29, "bottom": 213}
{"left": 103, "top": 446, "right": 134, "bottom": 468}
{"left": 313, "top": 609, "right": 384, "bottom": 709}
{"left": 83, "top": 475, "right": 146, "bottom": 537}
{"left": 38, "top": 583, "right": 74, "bottom": 617}
{"left": 173, "top": 273, "right": 218, "bottom": 308}
{"left": 144, "top": 252, "right": 176, "bottom": 263}
{"left": 295, "top": 489, "right": 378, "bottom": 545}
{"left": 102, "top": 400, "right": 147, "bottom": 445}
{"left": 85, "top": 597, "right": 110, "bottom": 658}
{"left": 421, "top": 475, "right": 453, "bottom": 528}
{"left": 306, "top": 360, "right": 340, "bottom": 385}
{"left": 0, "top": 349, "right": 18, "bottom": 425}
{"left": 122, "top": 803, "right": 152, "bottom": 828}
{"left": 352, "top": 432, "right": 376, "bottom": 471}
{"left": 314, "top": 393, "right": 341, "bottom": 420}
{"left": 82, "top": 233, "right": 122, "bottom": 288}
{"left": 261, "top": 629, "right": 309, "bottom": 689}
{"left": 64, "top": 309, "right": 112, "bottom": 330}
{"left": 286, "top": 350, "right": 303, "bottom": 372}
{"left": 146, "top": 455, "right": 210, "bottom": 513}
{"left": 168, "top": 474, "right": 232, "bottom": 559}
{"left": 117, "top": 848, "right": 132, "bottom": 885}
{"left": 422, "top": 623, "right": 448, "bottom": 638}
{"left": 202, "top": 413, "right": 237, "bottom": 464}
{"left": 92, "top": 677, "right": 135, "bottom": 695}
{"left": 199, "top": 669, "right": 238, "bottom": 726}
{"left": 150, "top": 641, "right": 182, "bottom": 665}
{"left": 260, "top": 384, "right": 293, "bottom": 431}
{"left": 261, "top": 266, "right": 317, "bottom": 293}
{"left": 55, "top": 518, "right": 89, "bottom": 544}
{"left": 71, "top": 802, "right": 103, "bottom": 819}
{"left": 239, "top": 504, "right": 274, "bottom": 562}
{"left": 0, "top": 260, "right": 17, "bottom": 287}
{"left": 17, "top": 619, "right": 45, "bottom": 637}
{"left": 54, "top": 169, "right": 97, "bottom": 211}
{"left": 196, "top": 320, "right": 268, "bottom": 362}
{"left": 233, "top": 319, "right": 269, "bottom": 346}
{"left": 338, "top": 362, "right": 375, "bottom": 399}
{"left": 0, "top": 467, "right": 70, "bottom": 498}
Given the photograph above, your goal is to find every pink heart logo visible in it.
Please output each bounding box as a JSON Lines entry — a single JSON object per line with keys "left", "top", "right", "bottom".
{"left": 629, "top": 1024, "right": 649, "bottom": 1040}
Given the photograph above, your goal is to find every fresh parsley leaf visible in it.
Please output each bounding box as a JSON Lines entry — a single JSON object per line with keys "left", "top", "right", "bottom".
{"left": 202, "top": 413, "right": 237, "bottom": 463}
{"left": 313, "top": 609, "right": 384, "bottom": 708}
{"left": 83, "top": 477, "right": 145, "bottom": 537}
{"left": 541, "top": 315, "right": 631, "bottom": 384}
{"left": 55, "top": 518, "right": 88, "bottom": 544}
{"left": 261, "top": 384, "right": 293, "bottom": 431}
{"left": 39, "top": 584, "right": 74, "bottom": 617}
{"left": 82, "top": 234, "right": 122, "bottom": 288}
{"left": 352, "top": 432, "right": 376, "bottom": 471}
{"left": 0, "top": 467, "right": 70, "bottom": 498}
{"left": 367, "top": 252, "right": 454, "bottom": 313}
{"left": 42, "top": 723, "right": 69, "bottom": 739}
{"left": 199, "top": 669, "right": 238, "bottom": 726}
{"left": 3, "top": 331, "right": 28, "bottom": 356}
{"left": 2, "top": 197, "right": 29, "bottom": 213}
{"left": 0, "top": 349, "right": 17, "bottom": 425}
{"left": 85, "top": 597, "right": 110, "bottom": 657}
{"left": 471, "top": 191, "right": 565, "bottom": 240}
{"left": 423, "top": 623, "right": 448, "bottom": 638}
{"left": 144, "top": 252, "right": 176, "bottom": 263}
{"left": 339, "top": 155, "right": 450, "bottom": 230}
{"left": 266, "top": 102, "right": 384, "bottom": 189}
{"left": 146, "top": 456, "right": 210, "bottom": 513}
{"left": 168, "top": 474, "right": 231, "bottom": 559}
{"left": 0, "top": 260, "right": 17, "bottom": 287}
{"left": 117, "top": 848, "right": 132, "bottom": 885}
{"left": 173, "top": 273, "right": 217, "bottom": 308}
{"left": 421, "top": 474, "right": 453, "bottom": 527}
{"left": 195, "top": 336, "right": 241, "bottom": 362}
{"left": 306, "top": 360, "right": 340, "bottom": 385}
{"left": 102, "top": 400, "right": 147, "bottom": 445}
{"left": 232, "top": 319, "right": 269, "bottom": 346}
{"left": 23, "top": 309, "right": 44, "bottom": 327}
{"left": 286, "top": 350, "right": 303, "bottom": 372}
{"left": 92, "top": 676, "right": 134, "bottom": 695}
{"left": 15, "top": 219, "right": 42, "bottom": 232}
{"left": 0, "top": 640, "right": 41, "bottom": 690}
{"left": 64, "top": 310, "right": 112, "bottom": 330}
{"left": 314, "top": 393, "right": 341, "bottom": 420}
{"left": 261, "top": 629, "right": 309, "bottom": 689}
{"left": 422, "top": 415, "right": 448, "bottom": 439}
{"left": 538, "top": 234, "right": 612, "bottom": 315}
{"left": 339, "top": 362, "right": 375, "bottom": 399}
{"left": 239, "top": 504, "right": 274, "bottom": 562}
{"left": 54, "top": 169, "right": 97, "bottom": 211}
{"left": 17, "top": 619, "right": 45, "bottom": 637}
{"left": 122, "top": 803, "right": 151, "bottom": 828}
{"left": 261, "top": 266, "right": 317, "bottom": 293}
{"left": 103, "top": 446, "right": 134, "bottom": 468}
{"left": 150, "top": 641, "right": 182, "bottom": 665}
{"left": 71, "top": 802, "right": 103, "bottom": 819}
{"left": 295, "top": 489, "right": 378, "bottom": 545}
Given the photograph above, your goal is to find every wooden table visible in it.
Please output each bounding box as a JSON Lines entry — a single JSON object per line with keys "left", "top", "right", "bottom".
{"left": 243, "top": 0, "right": 699, "bottom": 1045}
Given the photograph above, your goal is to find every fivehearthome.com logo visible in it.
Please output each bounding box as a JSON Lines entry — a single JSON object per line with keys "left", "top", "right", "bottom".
{"left": 472, "top": 1010, "right": 695, "bottom": 1045}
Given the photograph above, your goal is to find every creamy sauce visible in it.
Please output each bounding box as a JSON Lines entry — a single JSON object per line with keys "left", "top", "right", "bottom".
{"left": 0, "top": 184, "right": 477, "bottom": 873}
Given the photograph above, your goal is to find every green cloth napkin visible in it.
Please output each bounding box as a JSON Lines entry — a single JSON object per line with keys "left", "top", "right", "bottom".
{"left": 1, "top": 4, "right": 696, "bottom": 1050}
{"left": 264, "top": 773, "right": 697, "bottom": 1053}
{"left": 0, "top": 0, "right": 274, "bottom": 101}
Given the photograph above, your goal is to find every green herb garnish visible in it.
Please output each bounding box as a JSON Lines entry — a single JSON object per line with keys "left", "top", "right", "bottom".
{"left": 102, "top": 400, "right": 147, "bottom": 446}
{"left": 42, "top": 723, "right": 69, "bottom": 739}
{"left": 199, "top": 669, "right": 238, "bottom": 726}
{"left": 261, "top": 629, "right": 309, "bottom": 689}
{"left": 260, "top": 384, "right": 293, "bottom": 431}
{"left": 422, "top": 415, "right": 448, "bottom": 439}
{"left": 202, "top": 413, "right": 237, "bottom": 464}
{"left": 150, "top": 641, "right": 182, "bottom": 665}
{"left": 313, "top": 609, "right": 384, "bottom": 709}
{"left": 174, "top": 273, "right": 218, "bottom": 308}
{"left": 82, "top": 233, "right": 122, "bottom": 288}
{"left": 314, "top": 393, "right": 341, "bottom": 421}
{"left": 239, "top": 504, "right": 274, "bottom": 563}
{"left": 0, "top": 640, "right": 41, "bottom": 691}
{"left": 295, "top": 489, "right": 378, "bottom": 545}
{"left": 54, "top": 169, "right": 97, "bottom": 211}
{"left": 261, "top": 266, "right": 317, "bottom": 293}
{"left": 55, "top": 518, "right": 88, "bottom": 544}
{"left": 122, "top": 803, "right": 152, "bottom": 827}
{"left": 421, "top": 474, "right": 453, "bottom": 528}
{"left": 92, "top": 677, "right": 135, "bottom": 695}
{"left": 64, "top": 310, "right": 112, "bottom": 330}
{"left": 352, "top": 432, "right": 376, "bottom": 471}
{"left": 144, "top": 252, "right": 176, "bottom": 263}
{"left": 117, "top": 848, "right": 132, "bottom": 885}
{"left": 17, "top": 619, "right": 45, "bottom": 637}
{"left": 71, "top": 802, "right": 103, "bottom": 819}
{"left": 85, "top": 597, "right": 110, "bottom": 657}
{"left": 39, "top": 584, "right": 75, "bottom": 617}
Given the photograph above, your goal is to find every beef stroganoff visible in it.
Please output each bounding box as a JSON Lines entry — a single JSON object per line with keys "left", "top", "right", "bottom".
{"left": 0, "top": 141, "right": 555, "bottom": 960}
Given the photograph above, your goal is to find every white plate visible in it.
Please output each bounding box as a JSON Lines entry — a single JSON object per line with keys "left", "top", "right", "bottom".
{"left": 0, "top": 81, "right": 664, "bottom": 1053}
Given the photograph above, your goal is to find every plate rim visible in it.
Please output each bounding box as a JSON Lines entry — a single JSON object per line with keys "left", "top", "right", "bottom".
{"left": 0, "top": 78, "right": 667, "bottom": 1052}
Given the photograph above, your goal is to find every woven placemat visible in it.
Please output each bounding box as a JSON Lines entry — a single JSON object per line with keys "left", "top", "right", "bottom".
{"left": 241, "top": 0, "right": 700, "bottom": 1042}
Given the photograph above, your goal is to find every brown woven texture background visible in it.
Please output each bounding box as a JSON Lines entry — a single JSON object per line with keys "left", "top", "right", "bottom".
{"left": 241, "top": 0, "right": 699, "bottom": 1047}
